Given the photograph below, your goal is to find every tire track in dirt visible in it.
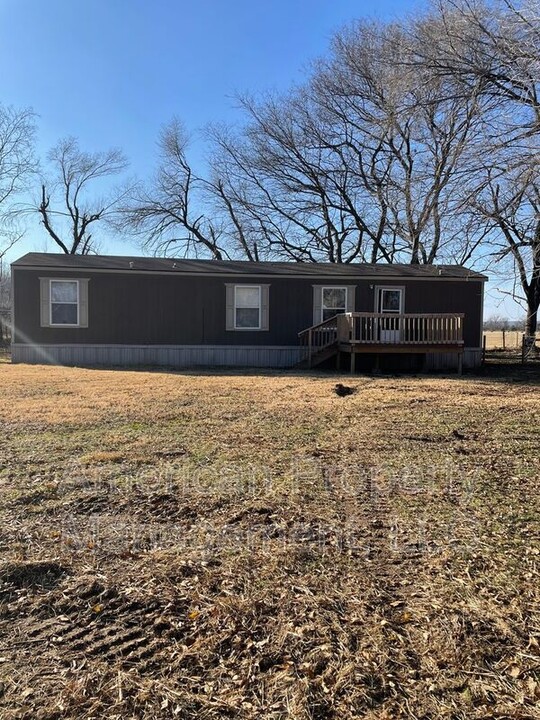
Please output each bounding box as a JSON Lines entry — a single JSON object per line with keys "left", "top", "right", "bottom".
{"left": 2, "top": 580, "right": 187, "bottom": 677}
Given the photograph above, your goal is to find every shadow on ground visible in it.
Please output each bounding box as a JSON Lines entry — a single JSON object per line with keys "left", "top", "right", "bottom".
{"left": 2, "top": 347, "right": 540, "bottom": 384}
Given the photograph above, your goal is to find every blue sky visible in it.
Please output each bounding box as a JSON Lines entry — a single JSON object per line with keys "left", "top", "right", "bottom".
{"left": 0, "top": 0, "right": 413, "bottom": 180}
{"left": 0, "top": 0, "right": 521, "bottom": 318}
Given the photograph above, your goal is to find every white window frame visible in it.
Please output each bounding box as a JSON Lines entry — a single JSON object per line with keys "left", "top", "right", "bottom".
{"left": 321, "top": 286, "right": 348, "bottom": 323}
{"left": 374, "top": 286, "right": 404, "bottom": 314}
{"left": 234, "top": 285, "right": 262, "bottom": 330}
{"left": 49, "top": 279, "right": 80, "bottom": 327}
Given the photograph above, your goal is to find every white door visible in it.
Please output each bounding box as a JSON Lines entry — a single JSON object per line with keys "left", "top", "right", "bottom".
{"left": 377, "top": 288, "right": 403, "bottom": 342}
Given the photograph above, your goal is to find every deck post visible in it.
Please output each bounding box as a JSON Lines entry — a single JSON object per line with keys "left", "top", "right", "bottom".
{"left": 350, "top": 350, "right": 356, "bottom": 374}
{"left": 336, "top": 350, "right": 341, "bottom": 370}
{"left": 457, "top": 351, "right": 463, "bottom": 376}
{"left": 307, "top": 329, "right": 312, "bottom": 369}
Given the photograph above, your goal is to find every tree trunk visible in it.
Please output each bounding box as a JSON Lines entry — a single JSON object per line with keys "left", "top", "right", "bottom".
{"left": 524, "top": 287, "right": 539, "bottom": 357}
{"left": 525, "top": 307, "right": 537, "bottom": 337}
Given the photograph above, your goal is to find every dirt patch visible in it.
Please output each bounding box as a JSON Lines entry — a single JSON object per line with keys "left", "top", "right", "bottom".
{"left": 17, "top": 578, "right": 186, "bottom": 670}
{"left": 0, "top": 560, "right": 67, "bottom": 591}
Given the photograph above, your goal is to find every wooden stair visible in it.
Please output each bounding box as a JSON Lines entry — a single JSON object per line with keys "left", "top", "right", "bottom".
{"left": 297, "top": 317, "right": 340, "bottom": 369}
{"left": 296, "top": 343, "right": 338, "bottom": 369}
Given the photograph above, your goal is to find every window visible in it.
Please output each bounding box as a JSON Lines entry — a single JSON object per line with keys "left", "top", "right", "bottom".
{"left": 225, "top": 284, "right": 269, "bottom": 331}
{"left": 376, "top": 287, "right": 403, "bottom": 314}
{"left": 312, "top": 285, "right": 355, "bottom": 325}
{"left": 380, "top": 289, "right": 402, "bottom": 313}
{"left": 321, "top": 287, "right": 347, "bottom": 322}
{"left": 40, "top": 277, "right": 89, "bottom": 328}
{"left": 50, "top": 280, "right": 79, "bottom": 325}
{"left": 235, "top": 286, "right": 261, "bottom": 329}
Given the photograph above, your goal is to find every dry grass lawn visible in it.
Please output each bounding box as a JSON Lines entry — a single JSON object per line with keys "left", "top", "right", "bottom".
{"left": 0, "top": 359, "right": 539, "bottom": 719}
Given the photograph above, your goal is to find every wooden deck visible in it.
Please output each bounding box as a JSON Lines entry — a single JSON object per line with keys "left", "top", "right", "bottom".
{"left": 299, "top": 313, "right": 465, "bottom": 373}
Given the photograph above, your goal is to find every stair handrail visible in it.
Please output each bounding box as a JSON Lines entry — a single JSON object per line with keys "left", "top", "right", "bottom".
{"left": 297, "top": 315, "right": 340, "bottom": 337}
{"left": 298, "top": 314, "right": 341, "bottom": 368}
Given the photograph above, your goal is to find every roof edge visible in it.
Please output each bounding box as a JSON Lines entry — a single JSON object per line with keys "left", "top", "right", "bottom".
{"left": 11, "top": 252, "right": 488, "bottom": 281}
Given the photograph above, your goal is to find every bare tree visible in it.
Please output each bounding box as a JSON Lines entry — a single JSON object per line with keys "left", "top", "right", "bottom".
{"left": 208, "top": 95, "right": 378, "bottom": 264}
{"left": 118, "top": 15, "right": 491, "bottom": 267}
{"left": 412, "top": 0, "right": 540, "bottom": 135}
{"left": 0, "top": 104, "right": 36, "bottom": 260}
{"left": 484, "top": 314, "right": 525, "bottom": 330}
{"left": 0, "top": 259, "right": 11, "bottom": 347}
{"left": 471, "top": 157, "right": 540, "bottom": 345}
{"left": 121, "top": 3, "right": 533, "bottom": 278}
{"left": 120, "top": 120, "right": 259, "bottom": 260}
{"left": 313, "top": 19, "right": 487, "bottom": 265}
{"left": 38, "top": 137, "right": 128, "bottom": 254}
{"left": 206, "top": 20, "right": 486, "bottom": 266}
{"left": 408, "top": 1, "right": 540, "bottom": 342}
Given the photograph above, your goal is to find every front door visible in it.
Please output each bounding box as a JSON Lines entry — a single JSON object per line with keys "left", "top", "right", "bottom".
{"left": 377, "top": 288, "right": 403, "bottom": 342}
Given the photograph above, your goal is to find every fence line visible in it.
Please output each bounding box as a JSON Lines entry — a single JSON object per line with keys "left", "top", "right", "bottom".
{"left": 483, "top": 330, "right": 539, "bottom": 350}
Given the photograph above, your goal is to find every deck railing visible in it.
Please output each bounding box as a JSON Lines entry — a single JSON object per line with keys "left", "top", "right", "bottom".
{"left": 337, "top": 313, "right": 464, "bottom": 345}
{"left": 299, "top": 312, "right": 464, "bottom": 366}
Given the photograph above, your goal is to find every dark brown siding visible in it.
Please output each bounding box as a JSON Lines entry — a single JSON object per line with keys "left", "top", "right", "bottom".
{"left": 13, "top": 268, "right": 484, "bottom": 347}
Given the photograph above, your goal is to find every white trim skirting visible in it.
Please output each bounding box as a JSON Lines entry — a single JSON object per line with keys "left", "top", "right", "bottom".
{"left": 10, "top": 344, "right": 306, "bottom": 368}
{"left": 425, "top": 348, "right": 482, "bottom": 370}
{"left": 11, "top": 343, "right": 483, "bottom": 369}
